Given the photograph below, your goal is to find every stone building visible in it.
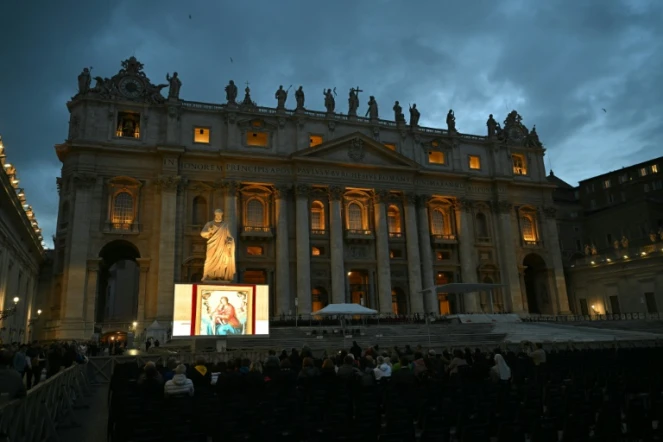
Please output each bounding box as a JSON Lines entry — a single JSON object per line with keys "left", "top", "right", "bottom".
{"left": 0, "top": 136, "right": 45, "bottom": 342}
{"left": 47, "top": 57, "right": 570, "bottom": 339}
{"left": 550, "top": 157, "right": 663, "bottom": 315}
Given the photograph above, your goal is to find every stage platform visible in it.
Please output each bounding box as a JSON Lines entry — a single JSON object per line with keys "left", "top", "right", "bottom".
{"left": 162, "top": 320, "right": 663, "bottom": 353}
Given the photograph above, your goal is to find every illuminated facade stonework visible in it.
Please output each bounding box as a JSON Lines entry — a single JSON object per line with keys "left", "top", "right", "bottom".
{"left": 48, "top": 57, "right": 570, "bottom": 339}
{"left": 0, "top": 136, "right": 45, "bottom": 342}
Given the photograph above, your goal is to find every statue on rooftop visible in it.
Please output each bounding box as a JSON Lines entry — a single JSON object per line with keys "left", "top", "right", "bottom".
{"left": 241, "top": 84, "right": 255, "bottom": 107}
{"left": 409, "top": 104, "right": 420, "bottom": 127}
{"left": 323, "top": 88, "right": 336, "bottom": 113}
{"left": 78, "top": 67, "right": 92, "bottom": 95}
{"left": 366, "top": 96, "right": 378, "bottom": 119}
{"left": 275, "top": 85, "right": 289, "bottom": 109}
{"left": 295, "top": 86, "right": 305, "bottom": 110}
{"left": 446, "top": 109, "right": 456, "bottom": 132}
{"left": 526, "top": 125, "right": 543, "bottom": 148}
{"left": 348, "top": 87, "right": 361, "bottom": 116}
{"left": 166, "top": 72, "right": 181, "bottom": 100}
{"left": 487, "top": 114, "right": 497, "bottom": 137}
{"left": 392, "top": 101, "right": 405, "bottom": 123}
{"left": 225, "top": 80, "right": 238, "bottom": 104}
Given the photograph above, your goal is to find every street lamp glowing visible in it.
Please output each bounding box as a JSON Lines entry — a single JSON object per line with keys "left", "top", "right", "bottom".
{"left": 132, "top": 321, "right": 137, "bottom": 328}
{"left": 13, "top": 297, "right": 19, "bottom": 304}
{"left": 37, "top": 309, "right": 42, "bottom": 315}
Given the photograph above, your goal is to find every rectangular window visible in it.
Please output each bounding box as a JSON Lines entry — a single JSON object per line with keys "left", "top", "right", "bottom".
{"left": 428, "top": 151, "right": 445, "bottom": 164}
{"left": 436, "top": 250, "right": 452, "bottom": 260}
{"left": 116, "top": 112, "right": 140, "bottom": 139}
{"left": 311, "top": 246, "right": 325, "bottom": 256}
{"left": 590, "top": 199, "right": 597, "bottom": 209}
{"left": 309, "top": 135, "right": 323, "bottom": 147}
{"left": 468, "top": 155, "right": 481, "bottom": 170}
{"left": 653, "top": 181, "right": 663, "bottom": 190}
{"left": 574, "top": 190, "right": 580, "bottom": 199}
{"left": 608, "top": 193, "right": 615, "bottom": 204}
{"left": 246, "top": 246, "right": 264, "bottom": 256}
{"left": 389, "top": 249, "right": 403, "bottom": 259}
{"left": 645, "top": 183, "right": 650, "bottom": 192}
{"left": 603, "top": 179, "right": 611, "bottom": 189}
{"left": 246, "top": 131, "right": 269, "bottom": 147}
{"left": 618, "top": 174, "right": 628, "bottom": 183}
{"left": 193, "top": 127, "right": 210, "bottom": 144}
{"left": 640, "top": 167, "right": 648, "bottom": 177}
{"left": 384, "top": 143, "right": 396, "bottom": 151}
{"left": 652, "top": 164, "right": 659, "bottom": 173}
{"left": 512, "top": 154, "right": 527, "bottom": 175}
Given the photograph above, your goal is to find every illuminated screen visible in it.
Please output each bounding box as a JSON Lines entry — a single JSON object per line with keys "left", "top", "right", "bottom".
{"left": 172, "top": 283, "right": 269, "bottom": 337}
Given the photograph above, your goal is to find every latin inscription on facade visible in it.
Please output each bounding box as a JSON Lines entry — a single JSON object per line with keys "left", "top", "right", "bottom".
{"left": 226, "top": 164, "right": 292, "bottom": 175}
{"left": 296, "top": 167, "right": 412, "bottom": 183}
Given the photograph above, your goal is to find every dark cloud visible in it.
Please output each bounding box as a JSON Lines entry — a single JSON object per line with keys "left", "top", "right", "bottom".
{"left": 0, "top": 0, "right": 661, "bottom": 245}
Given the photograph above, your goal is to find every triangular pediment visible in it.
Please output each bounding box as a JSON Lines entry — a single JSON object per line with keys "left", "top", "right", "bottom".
{"left": 291, "top": 132, "right": 419, "bottom": 170}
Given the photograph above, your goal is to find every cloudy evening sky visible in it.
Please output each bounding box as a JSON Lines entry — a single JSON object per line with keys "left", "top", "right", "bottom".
{"left": 0, "top": 0, "right": 662, "bottom": 247}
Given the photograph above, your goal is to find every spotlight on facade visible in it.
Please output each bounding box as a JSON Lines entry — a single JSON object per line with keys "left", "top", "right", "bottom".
{"left": 590, "top": 261, "right": 595, "bottom": 265}
{"left": 606, "top": 258, "right": 612, "bottom": 262}
{"left": 37, "top": 309, "right": 42, "bottom": 315}
{"left": 13, "top": 297, "right": 19, "bottom": 304}
{"left": 623, "top": 255, "right": 629, "bottom": 259}
{"left": 641, "top": 252, "right": 647, "bottom": 256}
{"left": 132, "top": 321, "right": 138, "bottom": 328}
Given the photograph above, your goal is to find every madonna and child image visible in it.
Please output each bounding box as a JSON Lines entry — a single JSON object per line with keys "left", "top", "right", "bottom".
{"left": 198, "top": 289, "right": 251, "bottom": 336}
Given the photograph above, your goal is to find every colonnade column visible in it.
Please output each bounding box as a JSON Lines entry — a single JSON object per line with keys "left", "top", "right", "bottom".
{"left": 416, "top": 194, "right": 436, "bottom": 313}
{"left": 493, "top": 201, "right": 525, "bottom": 313}
{"left": 135, "top": 258, "right": 151, "bottom": 323}
{"left": 275, "top": 185, "right": 292, "bottom": 316}
{"left": 84, "top": 258, "right": 101, "bottom": 337}
{"left": 62, "top": 173, "right": 96, "bottom": 336}
{"left": 373, "top": 190, "right": 392, "bottom": 314}
{"left": 403, "top": 193, "right": 423, "bottom": 314}
{"left": 155, "top": 175, "right": 181, "bottom": 320}
{"left": 542, "top": 206, "right": 571, "bottom": 314}
{"left": 328, "top": 186, "right": 346, "bottom": 304}
{"left": 455, "top": 198, "right": 479, "bottom": 313}
{"left": 295, "top": 184, "right": 312, "bottom": 315}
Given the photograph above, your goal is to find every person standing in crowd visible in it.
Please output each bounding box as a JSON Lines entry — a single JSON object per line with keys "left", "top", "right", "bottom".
{"left": 0, "top": 349, "right": 26, "bottom": 403}
{"left": 164, "top": 364, "right": 194, "bottom": 397}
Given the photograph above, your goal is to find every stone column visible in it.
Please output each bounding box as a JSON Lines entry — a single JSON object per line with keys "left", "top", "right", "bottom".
{"left": 403, "top": 193, "right": 424, "bottom": 314}
{"left": 542, "top": 206, "right": 571, "bottom": 314}
{"left": 223, "top": 181, "right": 240, "bottom": 282}
{"left": 416, "top": 194, "right": 436, "bottom": 313}
{"left": 84, "top": 258, "right": 101, "bottom": 337}
{"left": 136, "top": 258, "right": 151, "bottom": 323}
{"left": 155, "top": 175, "right": 181, "bottom": 320}
{"left": 493, "top": 201, "right": 525, "bottom": 313}
{"left": 275, "top": 185, "right": 292, "bottom": 316}
{"left": 455, "top": 198, "right": 479, "bottom": 312}
{"left": 62, "top": 173, "right": 96, "bottom": 335}
{"left": 373, "top": 190, "right": 392, "bottom": 314}
{"left": 295, "top": 185, "right": 312, "bottom": 315}
{"left": 328, "top": 186, "right": 345, "bottom": 304}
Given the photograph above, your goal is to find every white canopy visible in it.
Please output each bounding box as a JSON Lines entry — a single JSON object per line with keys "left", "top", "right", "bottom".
{"left": 420, "top": 283, "right": 504, "bottom": 294}
{"left": 312, "top": 303, "right": 378, "bottom": 316}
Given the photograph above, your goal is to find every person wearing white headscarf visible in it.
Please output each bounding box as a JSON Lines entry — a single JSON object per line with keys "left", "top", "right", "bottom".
{"left": 490, "top": 354, "right": 511, "bottom": 382}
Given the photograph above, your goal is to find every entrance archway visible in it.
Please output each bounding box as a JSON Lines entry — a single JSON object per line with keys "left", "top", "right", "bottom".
{"left": 523, "top": 253, "right": 549, "bottom": 314}
{"left": 435, "top": 271, "right": 456, "bottom": 314}
{"left": 348, "top": 270, "right": 369, "bottom": 307}
{"left": 97, "top": 240, "right": 140, "bottom": 324}
{"left": 312, "top": 286, "right": 329, "bottom": 313}
{"left": 391, "top": 287, "right": 408, "bottom": 315}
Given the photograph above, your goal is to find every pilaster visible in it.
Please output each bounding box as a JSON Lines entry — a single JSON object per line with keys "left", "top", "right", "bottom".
{"left": 373, "top": 190, "right": 392, "bottom": 314}
{"left": 136, "top": 258, "right": 151, "bottom": 323}
{"left": 455, "top": 198, "right": 479, "bottom": 312}
{"left": 403, "top": 193, "right": 423, "bottom": 313}
{"left": 84, "top": 258, "right": 101, "bottom": 337}
{"left": 416, "top": 194, "right": 436, "bottom": 313}
{"left": 542, "top": 206, "right": 571, "bottom": 314}
{"left": 295, "top": 184, "right": 312, "bottom": 314}
{"left": 274, "top": 185, "right": 292, "bottom": 316}
{"left": 223, "top": 180, "right": 240, "bottom": 262}
{"left": 155, "top": 175, "right": 181, "bottom": 320}
{"left": 492, "top": 200, "right": 525, "bottom": 313}
{"left": 328, "top": 186, "right": 345, "bottom": 304}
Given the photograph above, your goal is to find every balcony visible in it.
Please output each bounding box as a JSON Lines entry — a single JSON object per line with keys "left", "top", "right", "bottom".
{"left": 522, "top": 239, "right": 543, "bottom": 248}
{"left": 571, "top": 244, "right": 663, "bottom": 268}
{"left": 241, "top": 226, "right": 273, "bottom": 239}
{"left": 431, "top": 233, "right": 457, "bottom": 245}
{"left": 103, "top": 222, "right": 140, "bottom": 235}
{"left": 345, "top": 229, "right": 374, "bottom": 242}
{"left": 311, "top": 229, "right": 327, "bottom": 237}
{"left": 388, "top": 232, "right": 405, "bottom": 242}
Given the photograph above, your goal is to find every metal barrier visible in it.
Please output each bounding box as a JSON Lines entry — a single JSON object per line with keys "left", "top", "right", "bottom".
{"left": 0, "top": 363, "right": 92, "bottom": 442}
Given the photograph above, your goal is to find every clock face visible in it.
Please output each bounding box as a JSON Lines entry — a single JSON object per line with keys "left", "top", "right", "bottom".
{"left": 119, "top": 76, "right": 143, "bottom": 98}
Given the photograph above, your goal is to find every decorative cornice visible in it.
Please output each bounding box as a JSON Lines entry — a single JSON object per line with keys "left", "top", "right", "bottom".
{"left": 372, "top": 189, "right": 390, "bottom": 204}
{"left": 403, "top": 192, "right": 417, "bottom": 205}
{"left": 328, "top": 186, "right": 344, "bottom": 201}
{"left": 454, "top": 198, "right": 474, "bottom": 212}
{"left": 155, "top": 175, "right": 182, "bottom": 192}
{"left": 273, "top": 184, "right": 292, "bottom": 199}
{"left": 72, "top": 173, "right": 97, "bottom": 190}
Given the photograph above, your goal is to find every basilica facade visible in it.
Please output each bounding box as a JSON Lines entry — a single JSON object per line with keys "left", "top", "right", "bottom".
{"left": 47, "top": 57, "right": 570, "bottom": 339}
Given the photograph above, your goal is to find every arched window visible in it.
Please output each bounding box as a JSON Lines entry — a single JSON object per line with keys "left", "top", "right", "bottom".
{"left": 311, "top": 200, "right": 325, "bottom": 231}
{"left": 387, "top": 205, "right": 401, "bottom": 234}
{"left": 112, "top": 192, "right": 134, "bottom": 227}
{"left": 476, "top": 212, "right": 489, "bottom": 238}
{"left": 521, "top": 214, "right": 537, "bottom": 242}
{"left": 192, "top": 196, "right": 207, "bottom": 225}
{"left": 348, "top": 202, "right": 363, "bottom": 230}
{"left": 246, "top": 198, "right": 265, "bottom": 227}
{"left": 430, "top": 208, "right": 446, "bottom": 235}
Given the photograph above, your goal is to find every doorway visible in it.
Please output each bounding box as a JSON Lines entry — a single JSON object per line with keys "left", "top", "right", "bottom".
{"left": 348, "top": 270, "right": 369, "bottom": 306}
{"left": 391, "top": 287, "right": 408, "bottom": 315}
{"left": 579, "top": 298, "right": 589, "bottom": 316}
{"left": 97, "top": 240, "right": 140, "bottom": 324}
{"left": 435, "top": 271, "right": 456, "bottom": 314}
{"left": 312, "top": 286, "right": 329, "bottom": 313}
{"left": 523, "top": 253, "right": 549, "bottom": 314}
{"left": 609, "top": 295, "right": 621, "bottom": 315}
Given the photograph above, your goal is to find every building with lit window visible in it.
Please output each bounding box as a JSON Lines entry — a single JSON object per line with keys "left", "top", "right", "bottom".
{"left": 550, "top": 157, "right": 663, "bottom": 316}
{"left": 0, "top": 136, "right": 45, "bottom": 342}
{"left": 47, "top": 57, "right": 570, "bottom": 339}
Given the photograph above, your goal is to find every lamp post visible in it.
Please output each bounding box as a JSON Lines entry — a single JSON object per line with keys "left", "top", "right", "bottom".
{"left": 12, "top": 297, "right": 19, "bottom": 343}
{"left": 29, "top": 309, "right": 42, "bottom": 341}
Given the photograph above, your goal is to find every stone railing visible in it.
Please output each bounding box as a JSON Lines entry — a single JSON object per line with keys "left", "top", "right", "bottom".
{"left": 523, "top": 312, "right": 663, "bottom": 322}
{"left": 0, "top": 363, "right": 91, "bottom": 442}
{"left": 180, "top": 100, "right": 487, "bottom": 143}
{"left": 571, "top": 243, "right": 663, "bottom": 268}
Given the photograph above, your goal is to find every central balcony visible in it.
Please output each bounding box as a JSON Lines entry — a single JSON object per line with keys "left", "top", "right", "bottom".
{"left": 431, "top": 233, "right": 457, "bottom": 245}
{"left": 241, "top": 226, "right": 273, "bottom": 239}
{"left": 345, "top": 229, "right": 375, "bottom": 243}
